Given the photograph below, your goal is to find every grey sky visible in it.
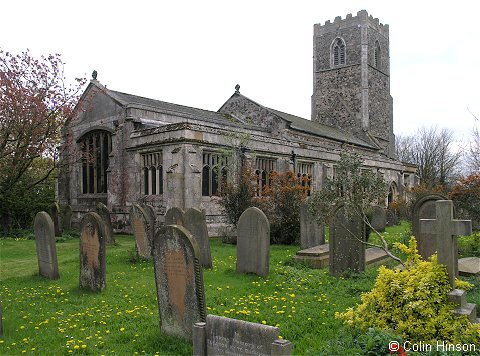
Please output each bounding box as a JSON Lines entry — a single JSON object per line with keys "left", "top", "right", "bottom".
{"left": 2, "top": 0, "right": 479, "bottom": 143}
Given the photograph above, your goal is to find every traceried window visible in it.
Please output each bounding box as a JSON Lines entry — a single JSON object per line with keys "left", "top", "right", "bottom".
{"left": 255, "top": 157, "right": 276, "bottom": 196}
{"left": 332, "top": 37, "right": 346, "bottom": 67}
{"left": 142, "top": 152, "right": 163, "bottom": 195}
{"left": 80, "top": 130, "right": 112, "bottom": 194}
{"left": 296, "top": 162, "right": 313, "bottom": 196}
{"left": 202, "top": 152, "right": 228, "bottom": 196}
{"left": 374, "top": 40, "right": 381, "bottom": 68}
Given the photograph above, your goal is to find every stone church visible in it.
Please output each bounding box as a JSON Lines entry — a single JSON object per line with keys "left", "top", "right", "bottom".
{"left": 58, "top": 10, "right": 417, "bottom": 234}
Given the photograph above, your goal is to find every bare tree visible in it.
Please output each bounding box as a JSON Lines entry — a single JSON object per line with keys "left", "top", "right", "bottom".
{"left": 395, "top": 126, "right": 462, "bottom": 187}
{"left": 465, "top": 109, "right": 480, "bottom": 174}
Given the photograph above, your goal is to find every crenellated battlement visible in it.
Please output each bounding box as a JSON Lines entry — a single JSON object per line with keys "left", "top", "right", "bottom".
{"left": 315, "top": 10, "right": 389, "bottom": 37}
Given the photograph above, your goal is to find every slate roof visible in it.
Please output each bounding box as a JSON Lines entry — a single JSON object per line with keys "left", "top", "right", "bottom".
{"left": 108, "top": 89, "right": 240, "bottom": 124}
{"left": 267, "top": 108, "right": 376, "bottom": 149}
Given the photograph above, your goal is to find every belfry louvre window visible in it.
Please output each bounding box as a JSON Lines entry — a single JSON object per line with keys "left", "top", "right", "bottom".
{"left": 202, "top": 152, "right": 228, "bottom": 196}
{"left": 296, "top": 162, "right": 313, "bottom": 196}
{"left": 142, "top": 152, "right": 163, "bottom": 195}
{"left": 80, "top": 130, "right": 112, "bottom": 194}
{"left": 332, "top": 38, "right": 346, "bottom": 66}
{"left": 255, "top": 157, "right": 277, "bottom": 196}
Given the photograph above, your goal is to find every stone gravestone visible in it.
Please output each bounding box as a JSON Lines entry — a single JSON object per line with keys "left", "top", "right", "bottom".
{"left": 370, "top": 206, "right": 386, "bottom": 232}
{"left": 130, "top": 204, "right": 153, "bottom": 259}
{"left": 141, "top": 204, "right": 157, "bottom": 229}
{"left": 63, "top": 205, "right": 72, "bottom": 230}
{"left": 419, "top": 200, "right": 472, "bottom": 288}
{"left": 299, "top": 201, "right": 325, "bottom": 249}
{"left": 51, "top": 202, "right": 63, "bottom": 237}
{"left": 165, "top": 207, "right": 185, "bottom": 226}
{"left": 96, "top": 202, "right": 115, "bottom": 244}
{"left": 184, "top": 208, "right": 212, "bottom": 268}
{"left": 236, "top": 207, "right": 270, "bottom": 277}
{"left": 193, "top": 314, "right": 293, "bottom": 356}
{"left": 79, "top": 212, "right": 106, "bottom": 292}
{"left": 33, "top": 211, "right": 60, "bottom": 279}
{"left": 329, "top": 205, "right": 366, "bottom": 277}
{"left": 412, "top": 194, "right": 448, "bottom": 260}
{"left": 152, "top": 225, "right": 206, "bottom": 340}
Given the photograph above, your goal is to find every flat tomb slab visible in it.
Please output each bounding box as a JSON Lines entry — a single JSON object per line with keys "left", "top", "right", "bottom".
{"left": 295, "top": 244, "right": 329, "bottom": 257}
{"left": 293, "top": 245, "right": 389, "bottom": 269}
{"left": 458, "top": 257, "right": 480, "bottom": 276}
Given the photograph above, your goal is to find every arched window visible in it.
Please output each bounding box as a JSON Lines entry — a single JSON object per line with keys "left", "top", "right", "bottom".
{"left": 332, "top": 37, "right": 346, "bottom": 67}
{"left": 79, "top": 130, "right": 112, "bottom": 194}
{"left": 202, "top": 152, "right": 229, "bottom": 196}
{"left": 374, "top": 41, "right": 381, "bottom": 68}
{"left": 141, "top": 152, "right": 163, "bottom": 195}
{"left": 255, "top": 157, "right": 276, "bottom": 196}
{"left": 296, "top": 162, "right": 314, "bottom": 196}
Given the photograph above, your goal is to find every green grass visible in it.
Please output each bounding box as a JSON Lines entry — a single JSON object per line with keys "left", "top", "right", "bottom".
{"left": 0, "top": 222, "right": 478, "bottom": 355}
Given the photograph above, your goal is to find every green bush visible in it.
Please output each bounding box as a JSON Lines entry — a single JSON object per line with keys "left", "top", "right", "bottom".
{"left": 336, "top": 237, "right": 480, "bottom": 344}
{"left": 356, "top": 328, "right": 403, "bottom": 355}
{"left": 458, "top": 231, "right": 480, "bottom": 258}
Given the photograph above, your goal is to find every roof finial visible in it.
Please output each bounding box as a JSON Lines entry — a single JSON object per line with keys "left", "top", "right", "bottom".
{"left": 235, "top": 84, "right": 240, "bottom": 93}
{"left": 92, "top": 70, "right": 98, "bottom": 80}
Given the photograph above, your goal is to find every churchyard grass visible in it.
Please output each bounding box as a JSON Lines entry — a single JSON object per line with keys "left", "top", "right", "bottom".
{"left": 1, "top": 222, "right": 478, "bottom": 355}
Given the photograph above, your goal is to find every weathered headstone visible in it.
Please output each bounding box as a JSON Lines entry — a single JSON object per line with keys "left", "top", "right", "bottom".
{"left": 184, "top": 208, "right": 212, "bottom": 268}
{"left": 458, "top": 257, "right": 480, "bottom": 276}
{"left": 299, "top": 201, "right": 325, "bottom": 249}
{"left": 51, "top": 202, "right": 63, "bottom": 237}
{"left": 329, "top": 205, "right": 366, "bottom": 277}
{"left": 370, "top": 206, "right": 386, "bottom": 232}
{"left": 412, "top": 193, "right": 448, "bottom": 260}
{"left": 193, "top": 314, "right": 293, "bottom": 356}
{"left": 130, "top": 204, "right": 153, "bottom": 259}
{"left": 141, "top": 204, "right": 157, "bottom": 228}
{"left": 152, "top": 224, "right": 206, "bottom": 340}
{"left": 236, "top": 207, "right": 270, "bottom": 276}
{"left": 165, "top": 207, "right": 185, "bottom": 226}
{"left": 79, "top": 212, "right": 106, "bottom": 292}
{"left": 96, "top": 202, "right": 115, "bottom": 244}
{"left": 63, "top": 204, "right": 72, "bottom": 230}
{"left": 33, "top": 211, "right": 60, "bottom": 279}
{"left": 420, "top": 200, "right": 472, "bottom": 288}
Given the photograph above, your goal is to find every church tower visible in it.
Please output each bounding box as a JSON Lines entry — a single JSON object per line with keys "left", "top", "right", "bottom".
{"left": 311, "top": 10, "right": 395, "bottom": 157}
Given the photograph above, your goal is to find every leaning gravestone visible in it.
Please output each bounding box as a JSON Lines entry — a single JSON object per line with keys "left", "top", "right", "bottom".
{"left": 141, "top": 204, "right": 157, "bottom": 229}
{"left": 412, "top": 193, "right": 448, "bottom": 260}
{"left": 51, "top": 202, "right": 63, "bottom": 237}
{"left": 62, "top": 204, "right": 72, "bottom": 230}
{"left": 152, "top": 225, "right": 206, "bottom": 340}
{"left": 96, "top": 202, "right": 115, "bottom": 244}
{"left": 329, "top": 205, "right": 366, "bottom": 277}
{"left": 165, "top": 207, "right": 185, "bottom": 226}
{"left": 130, "top": 204, "right": 153, "bottom": 259}
{"left": 33, "top": 211, "right": 60, "bottom": 279}
{"left": 184, "top": 208, "right": 212, "bottom": 268}
{"left": 236, "top": 207, "right": 270, "bottom": 277}
{"left": 193, "top": 314, "right": 293, "bottom": 356}
{"left": 370, "top": 206, "right": 386, "bottom": 232}
{"left": 79, "top": 212, "right": 106, "bottom": 292}
{"left": 299, "top": 201, "right": 324, "bottom": 249}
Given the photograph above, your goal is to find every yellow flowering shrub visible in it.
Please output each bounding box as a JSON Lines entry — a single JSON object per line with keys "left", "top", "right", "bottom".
{"left": 336, "top": 237, "right": 480, "bottom": 344}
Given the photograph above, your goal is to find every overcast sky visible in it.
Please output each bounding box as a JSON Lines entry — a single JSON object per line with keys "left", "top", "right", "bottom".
{"left": 2, "top": 0, "right": 479, "bottom": 143}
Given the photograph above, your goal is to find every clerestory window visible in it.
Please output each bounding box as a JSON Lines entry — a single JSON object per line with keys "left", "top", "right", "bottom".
{"left": 332, "top": 37, "right": 346, "bottom": 67}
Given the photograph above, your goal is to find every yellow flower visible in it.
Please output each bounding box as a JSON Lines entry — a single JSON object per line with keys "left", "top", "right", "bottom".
{"left": 74, "top": 345, "right": 80, "bottom": 350}
{"left": 120, "top": 327, "right": 125, "bottom": 331}
{"left": 261, "top": 320, "right": 266, "bottom": 324}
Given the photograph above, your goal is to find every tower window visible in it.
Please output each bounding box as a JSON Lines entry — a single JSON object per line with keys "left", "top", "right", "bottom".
{"left": 374, "top": 41, "right": 381, "bottom": 68}
{"left": 332, "top": 38, "right": 346, "bottom": 67}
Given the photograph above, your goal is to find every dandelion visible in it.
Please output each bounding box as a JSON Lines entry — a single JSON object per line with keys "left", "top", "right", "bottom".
{"left": 120, "top": 327, "right": 125, "bottom": 332}
{"left": 261, "top": 320, "right": 267, "bottom": 324}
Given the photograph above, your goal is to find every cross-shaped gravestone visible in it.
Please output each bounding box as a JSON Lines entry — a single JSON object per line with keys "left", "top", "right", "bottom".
{"left": 420, "top": 200, "right": 472, "bottom": 288}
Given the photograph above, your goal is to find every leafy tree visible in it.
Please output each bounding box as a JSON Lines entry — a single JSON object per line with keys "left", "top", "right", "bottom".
{"left": 465, "top": 109, "right": 480, "bottom": 174}
{"left": 395, "top": 126, "right": 462, "bottom": 188}
{"left": 308, "top": 150, "right": 403, "bottom": 265}
{"left": 449, "top": 173, "right": 480, "bottom": 223}
{"left": 255, "top": 171, "right": 307, "bottom": 244}
{"left": 0, "top": 49, "right": 86, "bottom": 231}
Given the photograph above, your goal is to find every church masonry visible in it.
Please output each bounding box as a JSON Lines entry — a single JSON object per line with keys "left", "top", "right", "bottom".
{"left": 58, "top": 10, "right": 417, "bottom": 235}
